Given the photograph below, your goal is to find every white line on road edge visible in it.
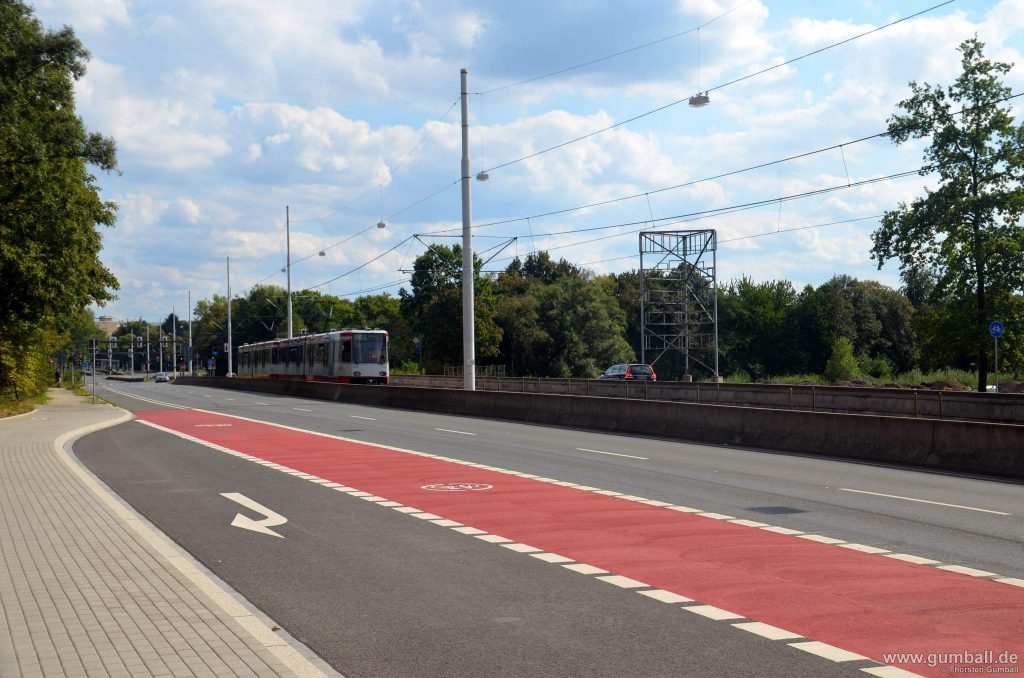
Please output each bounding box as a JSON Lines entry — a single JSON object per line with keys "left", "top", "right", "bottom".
{"left": 434, "top": 428, "right": 474, "bottom": 435}
{"left": 293, "top": 408, "right": 312, "bottom": 412}
{"left": 839, "top": 488, "right": 1011, "bottom": 516}
{"left": 576, "top": 447, "right": 649, "bottom": 460}
{"left": 57, "top": 411, "right": 337, "bottom": 678}
{"left": 349, "top": 415, "right": 376, "bottom": 421}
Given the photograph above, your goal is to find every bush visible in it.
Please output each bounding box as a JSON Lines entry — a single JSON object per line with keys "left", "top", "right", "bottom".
{"left": 824, "top": 337, "right": 860, "bottom": 383}
{"left": 861, "top": 355, "right": 893, "bottom": 379}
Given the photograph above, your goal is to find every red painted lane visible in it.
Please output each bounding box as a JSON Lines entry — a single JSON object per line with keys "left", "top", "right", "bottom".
{"left": 139, "top": 409, "right": 1024, "bottom": 676}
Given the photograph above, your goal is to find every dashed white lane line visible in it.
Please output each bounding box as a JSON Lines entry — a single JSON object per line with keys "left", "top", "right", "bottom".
{"left": 761, "top": 526, "right": 803, "bottom": 535}
{"left": 562, "top": 563, "right": 609, "bottom": 575}
{"left": 595, "top": 575, "right": 649, "bottom": 589}
{"left": 861, "top": 666, "right": 925, "bottom": 677}
{"left": 638, "top": 589, "right": 694, "bottom": 604}
{"left": 884, "top": 553, "right": 941, "bottom": 566}
{"left": 839, "top": 488, "right": 1011, "bottom": 516}
{"left": 253, "top": 401, "right": 269, "bottom": 406}
{"left": 501, "top": 543, "right": 543, "bottom": 554}
{"left": 434, "top": 427, "right": 474, "bottom": 435}
{"left": 732, "top": 621, "right": 802, "bottom": 641}
{"left": 996, "top": 577, "right": 1024, "bottom": 588}
{"left": 788, "top": 641, "right": 869, "bottom": 663}
{"left": 134, "top": 408, "right": 951, "bottom": 678}
{"left": 798, "top": 534, "right": 846, "bottom": 545}
{"left": 684, "top": 605, "right": 744, "bottom": 621}
{"left": 936, "top": 564, "right": 998, "bottom": 578}
{"left": 349, "top": 415, "right": 376, "bottom": 421}
{"left": 697, "top": 512, "right": 735, "bottom": 520}
{"left": 293, "top": 407, "right": 312, "bottom": 412}
{"left": 840, "top": 543, "right": 890, "bottom": 555}
{"left": 575, "top": 447, "right": 649, "bottom": 460}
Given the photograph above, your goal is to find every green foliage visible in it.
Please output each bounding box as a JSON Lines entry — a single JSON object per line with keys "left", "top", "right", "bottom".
{"left": 824, "top": 337, "right": 860, "bottom": 383}
{"left": 0, "top": 2, "right": 118, "bottom": 404}
{"left": 399, "top": 244, "right": 502, "bottom": 372}
{"left": 860, "top": 355, "right": 893, "bottom": 380}
{"left": 871, "top": 38, "right": 1024, "bottom": 391}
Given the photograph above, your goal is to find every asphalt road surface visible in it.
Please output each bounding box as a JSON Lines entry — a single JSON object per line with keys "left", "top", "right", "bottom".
{"left": 73, "top": 378, "right": 1024, "bottom": 678}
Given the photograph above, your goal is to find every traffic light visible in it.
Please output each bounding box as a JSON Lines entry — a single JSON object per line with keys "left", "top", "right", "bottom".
{"left": 88, "top": 338, "right": 97, "bottom": 350}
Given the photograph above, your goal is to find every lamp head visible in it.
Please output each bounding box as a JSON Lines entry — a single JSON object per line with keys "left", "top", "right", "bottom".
{"left": 688, "top": 92, "right": 710, "bottom": 108}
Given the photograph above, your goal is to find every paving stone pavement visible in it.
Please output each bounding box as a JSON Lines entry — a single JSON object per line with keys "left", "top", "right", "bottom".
{"left": 0, "top": 388, "right": 334, "bottom": 678}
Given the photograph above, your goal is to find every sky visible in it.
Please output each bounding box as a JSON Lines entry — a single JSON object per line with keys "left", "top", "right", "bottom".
{"left": 30, "top": 0, "right": 1024, "bottom": 323}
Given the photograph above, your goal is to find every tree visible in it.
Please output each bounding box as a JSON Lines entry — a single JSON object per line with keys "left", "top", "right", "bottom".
{"left": 871, "top": 38, "right": 1024, "bottom": 391}
{"left": 0, "top": 3, "right": 119, "bottom": 402}
{"left": 399, "top": 245, "right": 502, "bottom": 372}
{"left": 824, "top": 337, "right": 860, "bottom": 383}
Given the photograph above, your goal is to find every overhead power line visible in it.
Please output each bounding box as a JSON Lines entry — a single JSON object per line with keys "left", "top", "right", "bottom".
{"left": 478, "top": 0, "right": 955, "bottom": 176}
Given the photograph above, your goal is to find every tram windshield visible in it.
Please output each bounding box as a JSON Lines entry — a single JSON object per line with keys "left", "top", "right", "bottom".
{"left": 353, "top": 335, "right": 387, "bottom": 364}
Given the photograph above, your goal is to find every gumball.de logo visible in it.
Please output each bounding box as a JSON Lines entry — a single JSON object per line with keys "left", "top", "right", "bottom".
{"left": 421, "top": 482, "right": 493, "bottom": 492}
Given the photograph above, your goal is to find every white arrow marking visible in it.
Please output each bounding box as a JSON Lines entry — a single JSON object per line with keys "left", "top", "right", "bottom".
{"left": 220, "top": 492, "right": 288, "bottom": 538}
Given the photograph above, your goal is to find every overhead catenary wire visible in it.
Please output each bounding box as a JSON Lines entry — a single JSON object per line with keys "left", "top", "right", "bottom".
{"left": 433, "top": 90, "right": 1023, "bottom": 235}
{"left": 478, "top": 0, "right": 755, "bottom": 95}
{"left": 477, "top": 0, "right": 955, "bottom": 176}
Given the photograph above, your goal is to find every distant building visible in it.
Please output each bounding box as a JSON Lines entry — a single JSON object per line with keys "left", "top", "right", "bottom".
{"left": 96, "top": 315, "right": 120, "bottom": 338}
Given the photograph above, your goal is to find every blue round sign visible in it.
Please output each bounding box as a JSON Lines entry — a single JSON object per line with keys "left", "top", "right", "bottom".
{"left": 989, "top": 321, "right": 1004, "bottom": 338}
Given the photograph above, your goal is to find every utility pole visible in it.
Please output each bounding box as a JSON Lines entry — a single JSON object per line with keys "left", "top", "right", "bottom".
{"left": 188, "top": 290, "right": 193, "bottom": 376}
{"left": 146, "top": 322, "right": 150, "bottom": 378}
{"left": 286, "top": 205, "right": 293, "bottom": 339}
{"left": 227, "top": 256, "right": 233, "bottom": 376}
{"left": 172, "top": 306, "right": 177, "bottom": 378}
{"left": 460, "top": 68, "right": 476, "bottom": 391}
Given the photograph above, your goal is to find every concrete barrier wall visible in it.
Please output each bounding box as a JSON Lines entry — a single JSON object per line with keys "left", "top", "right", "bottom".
{"left": 176, "top": 377, "right": 1024, "bottom": 480}
{"left": 389, "top": 375, "right": 1024, "bottom": 424}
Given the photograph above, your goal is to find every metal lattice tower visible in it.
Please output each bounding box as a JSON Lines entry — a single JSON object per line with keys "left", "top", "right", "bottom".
{"left": 639, "top": 230, "right": 718, "bottom": 378}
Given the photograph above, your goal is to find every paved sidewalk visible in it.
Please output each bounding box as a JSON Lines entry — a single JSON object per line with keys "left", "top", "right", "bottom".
{"left": 0, "top": 388, "right": 334, "bottom": 678}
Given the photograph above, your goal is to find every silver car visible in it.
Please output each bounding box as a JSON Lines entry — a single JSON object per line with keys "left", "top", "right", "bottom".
{"left": 154, "top": 372, "right": 170, "bottom": 383}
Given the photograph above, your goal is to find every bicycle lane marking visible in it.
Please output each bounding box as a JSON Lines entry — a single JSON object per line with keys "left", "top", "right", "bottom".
{"left": 135, "top": 407, "right": 1024, "bottom": 678}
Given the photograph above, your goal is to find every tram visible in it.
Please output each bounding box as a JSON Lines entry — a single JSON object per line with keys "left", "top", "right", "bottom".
{"left": 237, "top": 329, "right": 389, "bottom": 384}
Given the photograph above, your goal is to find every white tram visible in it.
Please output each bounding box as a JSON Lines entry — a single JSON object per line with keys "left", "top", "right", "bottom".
{"left": 237, "top": 329, "right": 389, "bottom": 384}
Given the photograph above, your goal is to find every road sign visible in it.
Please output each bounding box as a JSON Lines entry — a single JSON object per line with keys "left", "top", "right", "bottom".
{"left": 223, "top": 342, "right": 229, "bottom": 351}
{"left": 989, "top": 321, "right": 1004, "bottom": 338}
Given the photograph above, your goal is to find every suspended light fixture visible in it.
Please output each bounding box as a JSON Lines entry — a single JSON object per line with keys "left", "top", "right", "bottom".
{"left": 689, "top": 92, "right": 710, "bottom": 107}
{"left": 377, "top": 220, "right": 387, "bottom": 229}
{"left": 318, "top": 250, "right": 326, "bottom": 257}
{"left": 689, "top": 27, "right": 711, "bottom": 109}
{"left": 476, "top": 171, "right": 489, "bottom": 181}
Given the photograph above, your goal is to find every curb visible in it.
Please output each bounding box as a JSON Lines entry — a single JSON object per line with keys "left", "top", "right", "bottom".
{"left": 55, "top": 407, "right": 342, "bottom": 678}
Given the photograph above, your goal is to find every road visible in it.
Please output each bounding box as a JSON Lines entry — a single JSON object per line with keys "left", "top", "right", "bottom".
{"left": 74, "top": 378, "right": 1024, "bottom": 678}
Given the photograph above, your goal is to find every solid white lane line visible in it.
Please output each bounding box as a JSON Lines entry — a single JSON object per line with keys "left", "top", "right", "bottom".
{"left": 434, "top": 427, "right": 474, "bottom": 435}
{"left": 788, "top": 641, "right": 868, "bottom": 663}
{"left": 839, "top": 488, "right": 1011, "bottom": 516}
{"left": 349, "top": 415, "right": 376, "bottom": 421}
{"left": 293, "top": 407, "right": 312, "bottom": 412}
{"left": 732, "top": 621, "right": 802, "bottom": 641}
{"left": 576, "top": 447, "right": 649, "bottom": 460}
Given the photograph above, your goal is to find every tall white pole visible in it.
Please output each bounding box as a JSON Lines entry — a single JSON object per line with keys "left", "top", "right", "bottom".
{"left": 172, "top": 305, "right": 177, "bottom": 378}
{"left": 146, "top": 323, "right": 150, "bottom": 378}
{"left": 286, "top": 205, "right": 293, "bottom": 339}
{"left": 227, "top": 256, "right": 234, "bottom": 376}
{"left": 460, "top": 68, "right": 476, "bottom": 391}
{"left": 188, "top": 289, "right": 193, "bottom": 376}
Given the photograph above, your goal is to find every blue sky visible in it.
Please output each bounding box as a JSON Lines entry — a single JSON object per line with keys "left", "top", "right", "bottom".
{"left": 31, "top": 0, "right": 1024, "bottom": 323}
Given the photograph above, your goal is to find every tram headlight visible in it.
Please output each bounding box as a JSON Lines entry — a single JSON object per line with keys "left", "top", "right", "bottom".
{"left": 379, "top": 371, "right": 386, "bottom": 377}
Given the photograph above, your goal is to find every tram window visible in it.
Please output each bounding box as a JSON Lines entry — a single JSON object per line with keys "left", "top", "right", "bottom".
{"left": 341, "top": 340, "right": 351, "bottom": 363}
{"left": 272, "top": 347, "right": 278, "bottom": 363}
